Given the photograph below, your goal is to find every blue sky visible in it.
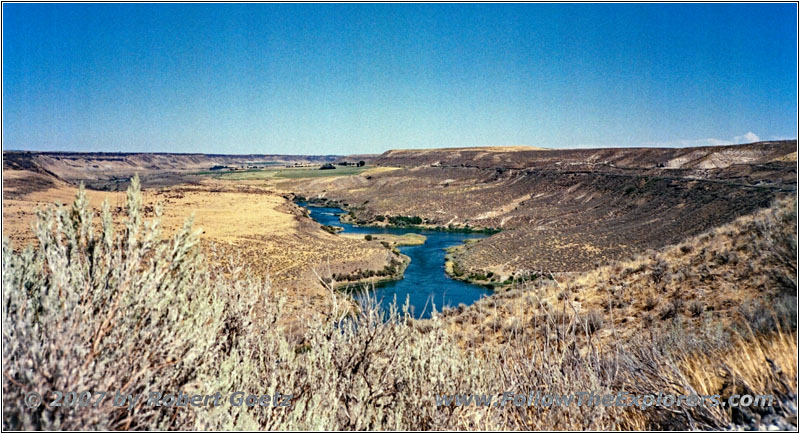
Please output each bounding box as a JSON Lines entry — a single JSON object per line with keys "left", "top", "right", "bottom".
{"left": 3, "top": 3, "right": 797, "bottom": 154}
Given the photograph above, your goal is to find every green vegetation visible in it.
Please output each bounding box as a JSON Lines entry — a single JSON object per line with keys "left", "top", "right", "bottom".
{"left": 2, "top": 178, "right": 487, "bottom": 430}
{"left": 3, "top": 178, "right": 796, "bottom": 430}
{"left": 335, "top": 160, "right": 365, "bottom": 167}
{"left": 388, "top": 215, "right": 424, "bottom": 226}
{"left": 468, "top": 272, "right": 488, "bottom": 281}
{"left": 432, "top": 225, "right": 500, "bottom": 234}
{"left": 322, "top": 224, "right": 343, "bottom": 234}
{"left": 217, "top": 165, "right": 372, "bottom": 180}
{"left": 332, "top": 257, "right": 406, "bottom": 284}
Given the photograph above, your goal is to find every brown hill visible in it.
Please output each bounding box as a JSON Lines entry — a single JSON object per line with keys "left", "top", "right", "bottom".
{"left": 283, "top": 141, "right": 796, "bottom": 277}
{"left": 444, "top": 196, "right": 797, "bottom": 347}
{"left": 2, "top": 151, "right": 341, "bottom": 190}
{"left": 374, "top": 141, "right": 796, "bottom": 171}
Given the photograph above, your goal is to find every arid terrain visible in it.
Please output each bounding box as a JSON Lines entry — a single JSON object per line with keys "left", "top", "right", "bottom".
{"left": 2, "top": 142, "right": 798, "bottom": 430}
{"left": 3, "top": 154, "right": 393, "bottom": 316}
{"left": 282, "top": 141, "right": 796, "bottom": 283}
{"left": 4, "top": 141, "right": 796, "bottom": 295}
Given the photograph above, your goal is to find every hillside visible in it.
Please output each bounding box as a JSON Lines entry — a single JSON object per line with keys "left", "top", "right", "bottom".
{"left": 3, "top": 174, "right": 796, "bottom": 431}
{"left": 2, "top": 176, "right": 406, "bottom": 318}
{"left": 435, "top": 196, "right": 798, "bottom": 429}
{"left": 281, "top": 141, "right": 796, "bottom": 279}
{"left": 2, "top": 151, "right": 341, "bottom": 190}
{"left": 442, "top": 196, "right": 797, "bottom": 348}
{"left": 374, "top": 141, "right": 796, "bottom": 172}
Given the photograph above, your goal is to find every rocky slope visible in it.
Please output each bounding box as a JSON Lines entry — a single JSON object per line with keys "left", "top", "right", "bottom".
{"left": 284, "top": 141, "right": 797, "bottom": 279}
{"left": 374, "top": 141, "right": 796, "bottom": 171}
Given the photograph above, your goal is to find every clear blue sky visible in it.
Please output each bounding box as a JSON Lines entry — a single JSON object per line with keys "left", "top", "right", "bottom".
{"left": 3, "top": 3, "right": 797, "bottom": 154}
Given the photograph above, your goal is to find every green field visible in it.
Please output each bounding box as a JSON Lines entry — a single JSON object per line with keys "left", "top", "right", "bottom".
{"left": 216, "top": 165, "right": 372, "bottom": 180}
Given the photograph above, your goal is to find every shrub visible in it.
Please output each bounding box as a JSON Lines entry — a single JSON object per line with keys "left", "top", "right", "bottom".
{"left": 2, "top": 178, "right": 221, "bottom": 430}
{"left": 2, "top": 178, "right": 494, "bottom": 430}
{"left": 4, "top": 181, "right": 796, "bottom": 431}
{"left": 660, "top": 298, "right": 684, "bottom": 321}
{"left": 584, "top": 310, "right": 605, "bottom": 334}
{"left": 450, "top": 261, "right": 465, "bottom": 277}
{"left": 651, "top": 259, "right": 667, "bottom": 283}
{"left": 364, "top": 234, "right": 373, "bottom": 241}
{"left": 644, "top": 295, "right": 659, "bottom": 311}
{"left": 689, "top": 301, "right": 705, "bottom": 317}
{"left": 388, "top": 215, "right": 423, "bottom": 226}
{"left": 322, "top": 225, "right": 343, "bottom": 234}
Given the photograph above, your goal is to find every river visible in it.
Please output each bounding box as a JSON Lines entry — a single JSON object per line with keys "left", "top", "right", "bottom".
{"left": 297, "top": 202, "right": 491, "bottom": 318}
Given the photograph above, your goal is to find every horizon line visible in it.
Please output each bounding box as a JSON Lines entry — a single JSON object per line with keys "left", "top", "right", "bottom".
{"left": 2, "top": 139, "right": 797, "bottom": 157}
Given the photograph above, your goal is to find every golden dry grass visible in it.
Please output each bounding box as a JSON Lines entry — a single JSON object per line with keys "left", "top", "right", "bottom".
{"left": 443, "top": 196, "right": 796, "bottom": 367}
{"left": 2, "top": 176, "right": 407, "bottom": 317}
{"left": 360, "top": 166, "right": 403, "bottom": 176}
{"left": 680, "top": 331, "right": 797, "bottom": 400}
{"left": 341, "top": 232, "right": 426, "bottom": 246}
{"left": 774, "top": 151, "right": 797, "bottom": 162}
{"left": 386, "top": 145, "right": 547, "bottom": 153}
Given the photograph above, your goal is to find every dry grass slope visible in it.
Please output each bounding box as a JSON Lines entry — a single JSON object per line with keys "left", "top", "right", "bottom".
{"left": 2, "top": 179, "right": 796, "bottom": 430}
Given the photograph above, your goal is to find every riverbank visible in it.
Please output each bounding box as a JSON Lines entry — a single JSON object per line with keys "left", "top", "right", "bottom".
{"left": 296, "top": 196, "right": 501, "bottom": 234}
{"left": 328, "top": 253, "right": 411, "bottom": 291}
{"left": 341, "top": 232, "right": 426, "bottom": 247}
{"left": 443, "top": 242, "right": 510, "bottom": 289}
{"left": 296, "top": 200, "right": 493, "bottom": 318}
{"left": 341, "top": 213, "right": 501, "bottom": 234}
{"left": 443, "top": 242, "right": 550, "bottom": 290}
{"left": 331, "top": 234, "right": 421, "bottom": 289}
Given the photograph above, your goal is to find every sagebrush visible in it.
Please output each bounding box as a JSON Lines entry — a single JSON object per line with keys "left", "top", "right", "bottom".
{"left": 3, "top": 178, "right": 796, "bottom": 430}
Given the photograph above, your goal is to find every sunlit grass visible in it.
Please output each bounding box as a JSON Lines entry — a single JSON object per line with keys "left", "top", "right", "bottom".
{"left": 218, "top": 165, "right": 372, "bottom": 180}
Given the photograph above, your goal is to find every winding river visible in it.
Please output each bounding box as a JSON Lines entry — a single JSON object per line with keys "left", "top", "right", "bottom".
{"left": 298, "top": 202, "right": 491, "bottom": 318}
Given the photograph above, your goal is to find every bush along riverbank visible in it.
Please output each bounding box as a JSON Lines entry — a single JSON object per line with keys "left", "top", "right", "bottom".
{"left": 444, "top": 242, "right": 553, "bottom": 290}
{"left": 324, "top": 254, "right": 411, "bottom": 291}
{"left": 295, "top": 195, "right": 501, "bottom": 234}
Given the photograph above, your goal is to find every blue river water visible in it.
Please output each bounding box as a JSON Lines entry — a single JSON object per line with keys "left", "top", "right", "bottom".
{"left": 298, "top": 202, "right": 491, "bottom": 318}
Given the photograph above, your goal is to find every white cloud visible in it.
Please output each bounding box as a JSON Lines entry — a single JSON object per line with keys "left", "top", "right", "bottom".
{"left": 733, "top": 132, "right": 760, "bottom": 143}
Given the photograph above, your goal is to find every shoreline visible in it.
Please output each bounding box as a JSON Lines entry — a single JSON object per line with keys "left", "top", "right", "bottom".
{"left": 295, "top": 196, "right": 501, "bottom": 234}
{"left": 329, "top": 253, "right": 411, "bottom": 291}
{"left": 296, "top": 196, "right": 500, "bottom": 302}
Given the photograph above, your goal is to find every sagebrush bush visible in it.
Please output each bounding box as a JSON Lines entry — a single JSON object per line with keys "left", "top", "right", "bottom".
{"left": 3, "top": 180, "right": 796, "bottom": 431}
{"left": 3, "top": 177, "right": 222, "bottom": 429}
{"left": 2, "top": 178, "right": 496, "bottom": 430}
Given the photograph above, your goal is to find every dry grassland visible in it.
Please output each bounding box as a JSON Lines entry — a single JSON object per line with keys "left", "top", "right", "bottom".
{"left": 2, "top": 174, "right": 404, "bottom": 316}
